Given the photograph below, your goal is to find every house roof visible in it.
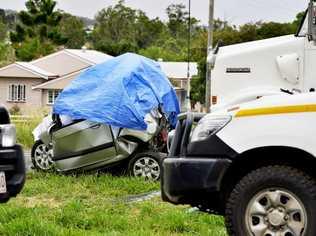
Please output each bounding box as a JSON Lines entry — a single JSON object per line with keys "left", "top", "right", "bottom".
{"left": 16, "top": 62, "right": 57, "bottom": 79}
{"left": 31, "top": 49, "right": 113, "bottom": 66}
{"left": 0, "top": 49, "right": 113, "bottom": 80}
{"left": 33, "top": 61, "right": 199, "bottom": 91}
{"left": 64, "top": 49, "right": 113, "bottom": 65}
{"left": 158, "top": 62, "right": 198, "bottom": 79}
{"left": 0, "top": 48, "right": 198, "bottom": 90}
{"left": 32, "top": 70, "right": 84, "bottom": 90}
{"left": 30, "top": 49, "right": 113, "bottom": 76}
{"left": 0, "top": 62, "right": 57, "bottom": 79}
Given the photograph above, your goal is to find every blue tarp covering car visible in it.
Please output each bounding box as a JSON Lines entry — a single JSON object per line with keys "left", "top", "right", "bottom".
{"left": 53, "top": 53, "right": 180, "bottom": 130}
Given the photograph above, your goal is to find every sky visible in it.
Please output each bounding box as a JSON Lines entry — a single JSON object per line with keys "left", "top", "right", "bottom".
{"left": 0, "top": 0, "right": 310, "bottom": 25}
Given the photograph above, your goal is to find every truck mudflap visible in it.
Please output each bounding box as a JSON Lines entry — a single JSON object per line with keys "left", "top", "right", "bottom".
{"left": 0, "top": 145, "right": 25, "bottom": 203}
{"left": 161, "top": 157, "right": 231, "bottom": 204}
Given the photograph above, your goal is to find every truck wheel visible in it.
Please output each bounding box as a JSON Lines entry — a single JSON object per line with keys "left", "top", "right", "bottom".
{"left": 128, "top": 152, "right": 164, "bottom": 181}
{"left": 31, "top": 140, "right": 54, "bottom": 171}
{"left": 225, "top": 165, "right": 316, "bottom": 236}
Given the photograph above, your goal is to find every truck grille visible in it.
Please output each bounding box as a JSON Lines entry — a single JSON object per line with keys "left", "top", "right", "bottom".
{"left": 169, "top": 113, "right": 205, "bottom": 157}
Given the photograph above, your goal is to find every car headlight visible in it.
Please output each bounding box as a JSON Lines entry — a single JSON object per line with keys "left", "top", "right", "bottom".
{"left": 190, "top": 115, "right": 231, "bottom": 143}
{"left": 0, "top": 124, "right": 16, "bottom": 147}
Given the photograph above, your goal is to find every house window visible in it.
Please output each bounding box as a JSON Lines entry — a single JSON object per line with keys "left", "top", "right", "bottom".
{"left": 8, "top": 84, "right": 26, "bottom": 102}
{"left": 47, "top": 90, "right": 61, "bottom": 105}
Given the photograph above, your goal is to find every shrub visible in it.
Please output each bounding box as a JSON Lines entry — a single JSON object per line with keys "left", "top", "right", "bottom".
{"left": 9, "top": 105, "right": 21, "bottom": 115}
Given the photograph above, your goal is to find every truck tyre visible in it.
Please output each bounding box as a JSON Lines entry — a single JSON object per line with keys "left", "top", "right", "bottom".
{"left": 225, "top": 165, "right": 316, "bottom": 236}
{"left": 128, "top": 152, "right": 164, "bottom": 181}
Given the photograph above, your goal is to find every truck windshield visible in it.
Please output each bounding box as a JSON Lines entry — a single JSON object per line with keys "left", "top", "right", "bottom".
{"left": 297, "top": 10, "right": 308, "bottom": 37}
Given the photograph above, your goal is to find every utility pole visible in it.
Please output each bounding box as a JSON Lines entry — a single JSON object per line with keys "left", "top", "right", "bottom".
{"left": 205, "top": 0, "right": 214, "bottom": 112}
{"left": 186, "top": 0, "right": 192, "bottom": 111}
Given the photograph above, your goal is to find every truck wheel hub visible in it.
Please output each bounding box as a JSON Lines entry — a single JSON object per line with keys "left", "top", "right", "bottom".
{"left": 267, "top": 210, "right": 285, "bottom": 226}
{"left": 246, "top": 189, "right": 307, "bottom": 236}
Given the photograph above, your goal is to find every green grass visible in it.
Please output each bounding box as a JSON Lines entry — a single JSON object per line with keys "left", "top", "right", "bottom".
{"left": 12, "top": 115, "right": 227, "bottom": 235}
{"left": 14, "top": 115, "right": 43, "bottom": 149}
{"left": 0, "top": 172, "right": 227, "bottom": 236}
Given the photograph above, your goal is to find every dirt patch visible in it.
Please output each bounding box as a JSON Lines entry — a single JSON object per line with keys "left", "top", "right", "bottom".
{"left": 124, "top": 191, "right": 161, "bottom": 203}
{"left": 16, "top": 196, "right": 63, "bottom": 208}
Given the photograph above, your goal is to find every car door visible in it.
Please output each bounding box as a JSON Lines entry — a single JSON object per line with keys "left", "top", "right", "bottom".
{"left": 51, "top": 120, "right": 116, "bottom": 171}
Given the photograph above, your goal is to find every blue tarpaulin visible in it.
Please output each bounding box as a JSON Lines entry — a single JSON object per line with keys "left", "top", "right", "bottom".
{"left": 53, "top": 53, "right": 180, "bottom": 130}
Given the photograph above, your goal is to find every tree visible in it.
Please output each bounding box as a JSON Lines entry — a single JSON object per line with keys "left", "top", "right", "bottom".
{"left": 92, "top": 0, "right": 139, "bottom": 55}
{"left": 9, "top": 0, "right": 71, "bottom": 60}
{"left": 0, "top": 9, "right": 5, "bottom": 22}
{"left": 58, "top": 14, "right": 86, "bottom": 49}
{"left": 0, "top": 21, "right": 7, "bottom": 42}
{"left": 139, "top": 44, "right": 186, "bottom": 61}
{"left": 15, "top": 37, "right": 55, "bottom": 61}
{"left": 166, "top": 4, "right": 188, "bottom": 38}
{"left": 0, "top": 42, "right": 15, "bottom": 67}
{"left": 4, "top": 10, "right": 19, "bottom": 30}
{"left": 92, "top": 0, "right": 166, "bottom": 56}
{"left": 292, "top": 11, "right": 306, "bottom": 31}
{"left": 165, "top": 4, "right": 200, "bottom": 47}
{"left": 238, "top": 24, "right": 258, "bottom": 42}
{"left": 134, "top": 13, "right": 165, "bottom": 49}
{"left": 256, "top": 22, "right": 295, "bottom": 39}
{"left": 10, "top": 0, "right": 63, "bottom": 44}
{"left": 191, "top": 59, "right": 206, "bottom": 103}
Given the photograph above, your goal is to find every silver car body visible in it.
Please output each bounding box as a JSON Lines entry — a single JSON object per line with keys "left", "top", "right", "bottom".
{"left": 34, "top": 117, "right": 158, "bottom": 172}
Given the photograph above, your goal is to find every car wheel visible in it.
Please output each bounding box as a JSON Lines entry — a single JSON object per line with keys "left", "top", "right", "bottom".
{"left": 31, "top": 140, "right": 54, "bottom": 171}
{"left": 225, "top": 165, "right": 316, "bottom": 236}
{"left": 128, "top": 152, "right": 164, "bottom": 181}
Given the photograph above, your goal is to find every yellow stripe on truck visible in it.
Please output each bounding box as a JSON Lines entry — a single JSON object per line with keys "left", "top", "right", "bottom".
{"left": 235, "top": 104, "right": 316, "bottom": 118}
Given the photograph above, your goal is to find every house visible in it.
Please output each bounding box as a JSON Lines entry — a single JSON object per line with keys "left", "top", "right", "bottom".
{"left": 157, "top": 61, "right": 198, "bottom": 111}
{"left": 0, "top": 49, "right": 197, "bottom": 113}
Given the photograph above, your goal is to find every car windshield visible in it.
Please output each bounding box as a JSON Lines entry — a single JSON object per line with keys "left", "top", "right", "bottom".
{"left": 297, "top": 10, "right": 308, "bottom": 37}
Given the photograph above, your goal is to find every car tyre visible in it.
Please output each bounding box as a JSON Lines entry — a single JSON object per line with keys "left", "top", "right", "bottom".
{"left": 225, "top": 165, "right": 316, "bottom": 236}
{"left": 128, "top": 152, "right": 165, "bottom": 181}
{"left": 31, "top": 140, "right": 55, "bottom": 171}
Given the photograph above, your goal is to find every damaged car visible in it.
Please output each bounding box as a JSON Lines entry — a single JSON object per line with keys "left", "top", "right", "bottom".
{"left": 31, "top": 53, "right": 180, "bottom": 180}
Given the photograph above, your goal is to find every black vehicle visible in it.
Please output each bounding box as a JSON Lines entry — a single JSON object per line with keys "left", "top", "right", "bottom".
{"left": 0, "top": 106, "right": 25, "bottom": 203}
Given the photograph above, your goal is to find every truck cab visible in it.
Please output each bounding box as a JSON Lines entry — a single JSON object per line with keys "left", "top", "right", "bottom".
{"left": 0, "top": 106, "right": 25, "bottom": 203}
{"left": 210, "top": 1, "right": 316, "bottom": 106}
{"left": 162, "top": 1, "right": 316, "bottom": 235}
{"left": 162, "top": 92, "right": 316, "bottom": 235}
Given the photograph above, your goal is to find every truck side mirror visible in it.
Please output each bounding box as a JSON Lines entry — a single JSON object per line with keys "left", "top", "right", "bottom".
{"left": 308, "top": 0, "right": 316, "bottom": 42}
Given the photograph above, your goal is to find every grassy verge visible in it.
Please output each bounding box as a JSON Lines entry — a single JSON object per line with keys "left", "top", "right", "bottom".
{"left": 0, "top": 172, "right": 227, "bottom": 236}
{"left": 15, "top": 120, "right": 40, "bottom": 150}
{"left": 14, "top": 114, "right": 44, "bottom": 149}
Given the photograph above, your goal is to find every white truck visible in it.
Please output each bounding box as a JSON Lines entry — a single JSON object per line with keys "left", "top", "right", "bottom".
{"left": 210, "top": 1, "right": 316, "bottom": 106}
{"left": 162, "top": 91, "right": 316, "bottom": 236}
{"left": 161, "top": 1, "right": 316, "bottom": 236}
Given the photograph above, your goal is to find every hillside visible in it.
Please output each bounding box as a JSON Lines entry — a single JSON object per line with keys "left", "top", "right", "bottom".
{"left": 0, "top": 8, "right": 95, "bottom": 28}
